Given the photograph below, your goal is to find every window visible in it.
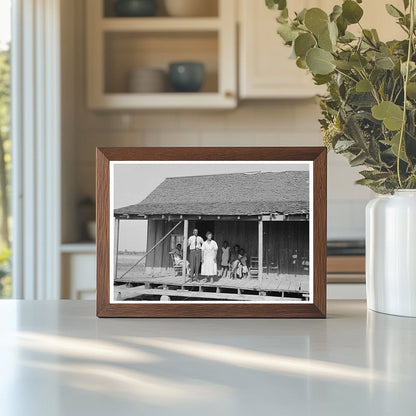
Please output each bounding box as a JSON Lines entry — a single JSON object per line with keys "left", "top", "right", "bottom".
{"left": 0, "top": 0, "right": 11, "bottom": 298}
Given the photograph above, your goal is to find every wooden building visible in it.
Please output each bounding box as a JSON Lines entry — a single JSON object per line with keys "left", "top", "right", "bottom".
{"left": 114, "top": 170, "right": 310, "bottom": 282}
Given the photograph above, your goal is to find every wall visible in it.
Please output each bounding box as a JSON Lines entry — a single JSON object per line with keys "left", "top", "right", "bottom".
{"left": 61, "top": 0, "right": 374, "bottom": 243}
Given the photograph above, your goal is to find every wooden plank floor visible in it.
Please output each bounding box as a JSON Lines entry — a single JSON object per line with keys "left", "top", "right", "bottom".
{"left": 114, "top": 285, "right": 302, "bottom": 302}
{"left": 116, "top": 272, "right": 309, "bottom": 294}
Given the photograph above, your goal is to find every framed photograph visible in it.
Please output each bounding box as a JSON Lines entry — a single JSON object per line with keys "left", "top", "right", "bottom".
{"left": 96, "top": 147, "right": 327, "bottom": 318}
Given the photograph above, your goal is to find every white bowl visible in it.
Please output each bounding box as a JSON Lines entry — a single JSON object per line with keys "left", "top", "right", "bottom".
{"left": 128, "top": 68, "right": 167, "bottom": 93}
{"left": 164, "top": 0, "right": 218, "bottom": 17}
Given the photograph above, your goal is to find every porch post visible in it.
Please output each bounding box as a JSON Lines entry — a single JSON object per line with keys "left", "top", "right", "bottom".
{"left": 182, "top": 219, "right": 189, "bottom": 282}
{"left": 258, "top": 219, "right": 263, "bottom": 285}
{"left": 114, "top": 217, "right": 120, "bottom": 280}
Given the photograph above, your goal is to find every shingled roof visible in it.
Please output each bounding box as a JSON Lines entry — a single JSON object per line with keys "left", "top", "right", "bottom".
{"left": 115, "top": 170, "right": 309, "bottom": 217}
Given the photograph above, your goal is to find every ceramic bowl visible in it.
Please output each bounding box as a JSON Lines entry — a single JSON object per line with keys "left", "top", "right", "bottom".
{"left": 168, "top": 62, "right": 205, "bottom": 92}
{"left": 128, "top": 68, "right": 167, "bottom": 93}
{"left": 114, "top": 0, "right": 158, "bottom": 17}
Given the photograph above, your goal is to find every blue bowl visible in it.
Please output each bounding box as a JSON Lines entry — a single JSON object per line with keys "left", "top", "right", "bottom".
{"left": 168, "top": 62, "right": 205, "bottom": 93}
{"left": 114, "top": 0, "right": 158, "bottom": 17}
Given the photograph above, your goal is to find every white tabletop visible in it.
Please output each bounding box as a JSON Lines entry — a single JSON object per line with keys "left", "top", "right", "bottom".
{"left": 0, "top": 300, "right": 415, "bottom": 416}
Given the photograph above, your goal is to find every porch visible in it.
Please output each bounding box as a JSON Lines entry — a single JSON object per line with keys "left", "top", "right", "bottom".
{"left": 114, "top": 270, "right": 310, "bottom": 302}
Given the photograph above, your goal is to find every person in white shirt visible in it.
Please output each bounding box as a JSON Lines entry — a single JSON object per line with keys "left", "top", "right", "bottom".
{"left": 188, "top": 228, "right": 204, "bottom": 281}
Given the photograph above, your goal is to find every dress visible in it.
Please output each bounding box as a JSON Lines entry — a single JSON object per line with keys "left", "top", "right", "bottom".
{"left": 201, "top": 240, "right": 218, "bottom": 276}
{"left": 221, "top": 246, "right": 230, "bottom": 267}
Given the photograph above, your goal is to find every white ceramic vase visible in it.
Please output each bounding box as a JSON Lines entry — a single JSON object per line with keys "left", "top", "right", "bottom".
{"left": 366, "top": 190, "right": 416, "bottom": 317}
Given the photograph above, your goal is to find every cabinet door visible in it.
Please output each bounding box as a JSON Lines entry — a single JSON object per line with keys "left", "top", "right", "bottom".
{"left": 239, "top": 0, "right": 403, "bottom": 99}
{"left": 61, "top": 253, "right": 96, "bottom": 300}
{"left": 239, "top": 0, "right": 325, "bottom": 99}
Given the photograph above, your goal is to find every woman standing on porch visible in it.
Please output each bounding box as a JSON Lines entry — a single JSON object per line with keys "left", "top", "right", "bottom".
{"left": 201, "top": 231, "right": 218, "bottom": 281}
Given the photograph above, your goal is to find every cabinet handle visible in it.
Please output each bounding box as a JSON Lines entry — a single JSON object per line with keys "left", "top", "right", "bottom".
{"left": 224, "top": 91, "right": 234, "bottom": 99}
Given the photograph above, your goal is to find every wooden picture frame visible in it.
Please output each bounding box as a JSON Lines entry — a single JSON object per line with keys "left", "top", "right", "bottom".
{"left": 96, "top": 147, "right": 327, "bottom": 318}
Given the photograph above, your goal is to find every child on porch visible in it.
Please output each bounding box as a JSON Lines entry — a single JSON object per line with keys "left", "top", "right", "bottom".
{"left": 220, "top": 240, "right": 230, "bottom": 278}
{"left": 238, "top": 249, "right": 249, "bottom": 279}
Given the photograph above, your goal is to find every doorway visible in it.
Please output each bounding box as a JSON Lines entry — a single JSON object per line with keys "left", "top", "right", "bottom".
{"left": 194, "top": 220, "right": 216, "bottom": 241}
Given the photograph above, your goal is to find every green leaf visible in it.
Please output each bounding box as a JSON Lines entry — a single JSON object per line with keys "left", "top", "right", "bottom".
{"left": 336, "top": 15, "right": 348, "bottom": 36}
{"left": 350, "top": 54, "right": 368, "bottom": 70}
{"left": 348, "top": 92, "right": 377, "bottom": 107}
{"left": 399, "top": 14, "right": 411, "bottom": 29}
{"left": 306, "top": 48, "right": 335, "bottom": 75}
{"left": 401, "top": 61, "right": 416, "bottom": 76}
{"left": 363, "top": 29, "right": 376, "bottom": 46}
{"left": 339, "top": 31, "right": 356, "bottom": 43}
{"left": 356, "top": 79, "right": 372, "bottom": 92}
{"left": 330, "top": 5, "right": 342, "bottom": 22}
{"left": 344, "top": 114, "right": 367, "bottom": 147}
{"left": 350, "top": 151, "right": 368, "bottom": 167}
{"left": 328, "top": 21, "right": 338, "bottom": 44}
{"left": 277, "top": 23, "right": 298, "bottom": 43}
{"left": 333, "top": 60, "right": 353, "bottom": 70}
{"left": 378, "top": 78, "right": 386, "bottom": 99}
{"left": 304, "top": 8, "right": 329, "bottom": 35}
{"left": 407, "top": 82, "right": 416, "bottom": 99}
{"left": 360, "top": 170, "right": 391, "bottom": 181}
{"left": 385, "top": 4, "right": 404, "bottom": 18}
{"left": 313, "top": 74, "right": 332, "bottom": 85}
{"left": 375, "top": 55, "right": 395, "bottom": 70}
{"left": 369, "top": 136, "right": 382, "bottom": 163}
{"left": 342, "top": 0, "right": 364, "bottom": 24}
{"left": 371, "top": 29, "right": 380, "bottom": 42}
{"left": 334, "top": 139, "right": 355, "bottom": 152}
{"left": 294, "top": 33, "right": 316, "bottom": 58}
{"left": 318, "top": 27, "right": 334, "bottom": 52}
{"left": 393, "top": 60, "right": 402, "bottom": 79}
{"left": 403, "top": 0, "right": 410, "bottom": 9}
{"left": 296, "top": 57, "right": 308, "bottom": 69}
{"left": 296, "top": 8, "right": 307, "bottom": 23}
{"left": 382, "top": 132, "right": 408, "bottom": 162}
{"left": 372, "top": 101, "right": 404, "bottom": 130}
{"left": 266, "top": 0, "right": 287, "bottom": 11}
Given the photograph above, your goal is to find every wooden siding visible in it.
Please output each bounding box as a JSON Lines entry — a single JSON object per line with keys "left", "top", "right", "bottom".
{"left": 264, "top": 221, "right": 309, "bottom": 275}
{"left": 144, "top": 219, "right": 309, "bottom": 274}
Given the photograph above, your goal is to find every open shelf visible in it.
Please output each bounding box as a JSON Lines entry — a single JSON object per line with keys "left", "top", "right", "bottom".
{"left": 103, "top": 0, "right": 219, "bottom": 18}
{"left": 91, "top": 92, "right": 234, "bottom": 109}
{"left": 101, "top": 17, "right": 221, "bottom": 32}
{"left": 87, "top": 0, "right": 236, "bottom": 109}
{"left": 104, "top": 31, "right": 218, "bottom": 94}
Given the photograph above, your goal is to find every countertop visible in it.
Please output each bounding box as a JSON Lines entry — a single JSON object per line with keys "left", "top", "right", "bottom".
{"left": 0, "top": 300, "right": 415, "bottom": 416}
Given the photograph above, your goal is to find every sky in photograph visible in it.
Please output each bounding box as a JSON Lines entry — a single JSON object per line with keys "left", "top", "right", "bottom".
{"left": 114, "top": 162, "right": 310, "bottom": 252}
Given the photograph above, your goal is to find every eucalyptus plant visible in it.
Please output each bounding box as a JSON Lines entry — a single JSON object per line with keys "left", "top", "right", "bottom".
{"left": 266, "top": 0, "right": 416, "bottom": 193}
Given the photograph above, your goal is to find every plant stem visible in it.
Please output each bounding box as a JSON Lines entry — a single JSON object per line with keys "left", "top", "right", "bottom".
{"left": 358, "top": 69, "right": 381, "bottom": 104}
{"left": 334, "top": 68, "right": 358, "bottom": 84}
{"left": 397, "top": 0, "right": 415, "bottom": 188}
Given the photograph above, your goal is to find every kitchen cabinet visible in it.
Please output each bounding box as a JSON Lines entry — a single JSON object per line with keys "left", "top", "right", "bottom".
{"left": 61, "top": 244, "right": 96, "bottom": 300}
{"left": 238, "top": 0, "right": 404, "bottom": 99}
{"left": 86, "top": 0, "right": 237, "bottom": 109}
{"left": 239, "top": 0, "right": 324, "bottom": 99}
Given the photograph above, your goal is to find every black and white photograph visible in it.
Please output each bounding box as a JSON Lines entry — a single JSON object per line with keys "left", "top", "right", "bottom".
{"left": 110, "top": 161, "right": 313, "bottom": 303}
